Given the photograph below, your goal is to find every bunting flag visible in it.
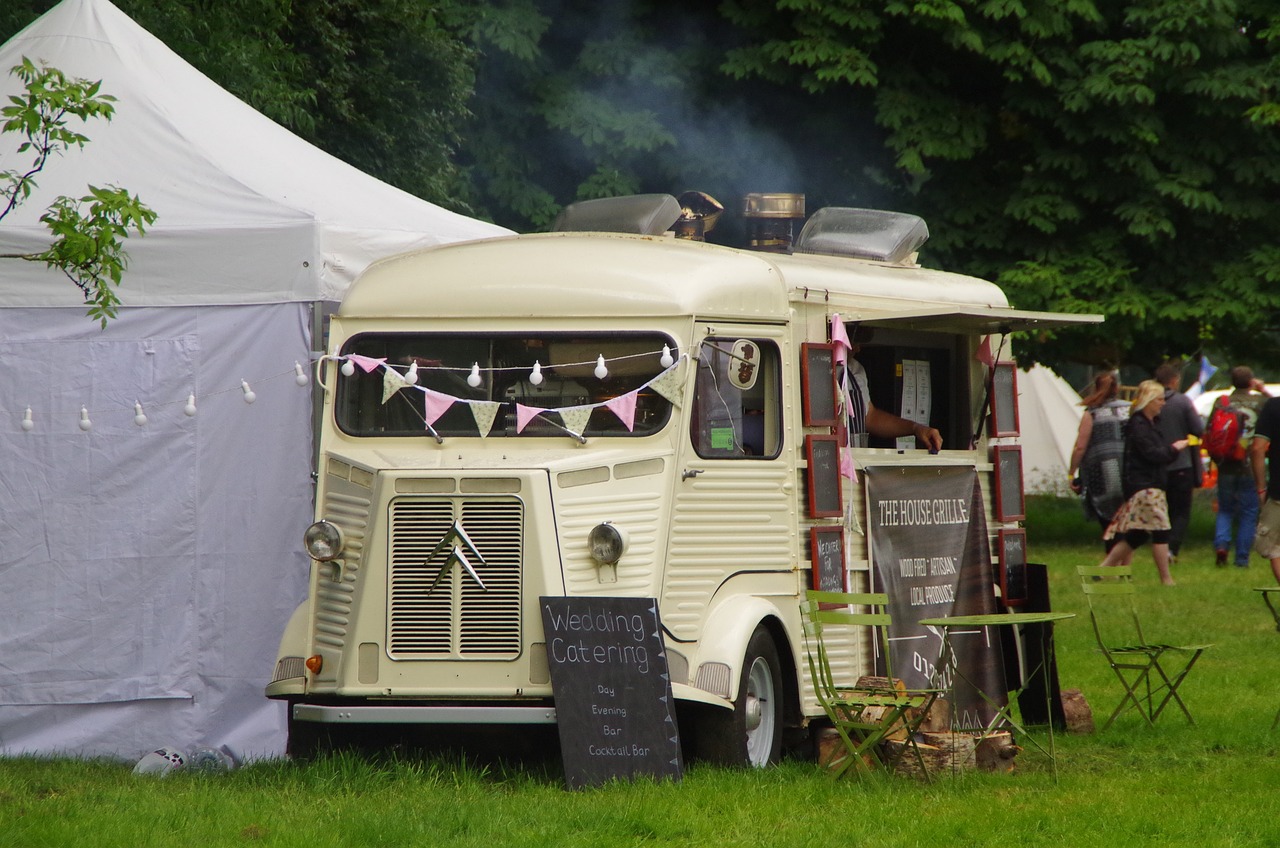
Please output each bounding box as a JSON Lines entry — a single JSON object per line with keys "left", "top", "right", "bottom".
{"left": 647, "top": 358, "right": 686, "bottom": 406}
{"left": 348, "top": 354, "right": 387, "bottom": 373}
{"left": 515, "top": 403, "right": 544, "bottom": 433}
{"left": 974, "top": 336, "right": 994, "bottom": 367}
{"left": 382, "top": 367, "right": 411, "bottom": 402}
{"left": 830, "top": 313, "right": 852, "bottom": 365}
{"left": 558, "top": 405, "right": 594, "bottom": 436}
{"left": 468, "top": 400, "right": 502, "bottom": 437}
{"left": 840, "top": 445, "right": 857, "bottom": 481}
{"left": 603, "top": 390, "right": 638, "bottom": 432}
{"left": 421, "top": 387, "right": 457, "bottom": 427}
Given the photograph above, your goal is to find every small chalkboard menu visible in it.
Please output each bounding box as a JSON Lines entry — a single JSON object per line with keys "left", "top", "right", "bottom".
{"left": 540, "top": 596, "right": 683, "bottom": 789}
{"left": 992, "top": 444, "right": 1025, "bottom": 521}
{"left": 810, "top": 526, "right": 846, "bottom": 592}
{"left": 801, "top": 343, "right": 839, "bottom": 427}
{"left": 989, "top": 361, "right": 1020, "bottom": 437}
{"left": 805, "top": 434, "right": 843, "bottom": 518}
{"left": 998, "top": 528, "right": 1028, "bottom": 607}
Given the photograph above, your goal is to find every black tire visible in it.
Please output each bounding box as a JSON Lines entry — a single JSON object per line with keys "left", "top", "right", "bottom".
{"left": 692, "top": 627, "right": 784, "bottom": 767}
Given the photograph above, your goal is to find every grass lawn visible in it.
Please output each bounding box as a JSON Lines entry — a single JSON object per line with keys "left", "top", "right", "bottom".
{"left": 2, "top": 494, "right": 1278, "bottom": 847}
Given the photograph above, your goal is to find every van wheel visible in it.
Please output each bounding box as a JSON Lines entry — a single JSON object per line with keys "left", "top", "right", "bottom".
{"left": 693, "top": 627, "right": 784, "bottom": 767}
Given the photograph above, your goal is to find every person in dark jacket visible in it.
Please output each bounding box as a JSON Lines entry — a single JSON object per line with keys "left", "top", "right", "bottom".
{"left": 1098, "top": 380, "right": 1189, "bottom": 585}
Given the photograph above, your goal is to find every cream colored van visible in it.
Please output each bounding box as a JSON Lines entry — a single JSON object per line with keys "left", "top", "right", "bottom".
{"left": 266, "top": 196, "right": 1096, "bottom": 766}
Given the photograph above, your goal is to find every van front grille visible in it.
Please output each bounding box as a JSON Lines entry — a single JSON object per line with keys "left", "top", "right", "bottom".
{"left": 387, "top": 497, "right": 523, "bottom": 659}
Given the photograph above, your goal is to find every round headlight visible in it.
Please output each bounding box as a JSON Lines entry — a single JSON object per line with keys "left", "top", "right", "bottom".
{"left": 304, "top": 521, "right": 345, "bottom": 561}
{"left": 588, "top": 522, "right": 627, "bottom": 565}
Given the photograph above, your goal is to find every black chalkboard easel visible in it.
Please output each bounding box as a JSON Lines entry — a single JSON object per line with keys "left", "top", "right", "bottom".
{"left": 805, "top": 434, "right": 843, "bottom": 518}
{"left": 810, "top": 526, "right": 846, "bottom": 592}
{"left": 540, "top": 596, "right": 683, "bottom": 789}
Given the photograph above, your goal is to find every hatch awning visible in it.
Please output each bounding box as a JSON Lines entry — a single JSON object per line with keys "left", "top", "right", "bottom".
{"left": 854, "top": 306, "right": 1104, "bottom": 335}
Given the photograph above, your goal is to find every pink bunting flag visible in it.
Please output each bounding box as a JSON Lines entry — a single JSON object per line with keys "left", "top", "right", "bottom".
{"left": 422, "top": 388, "right": 457, "bottom": 427}
{"left": 347, "top": 354, "right": 388, "bottom": 373}
{"left": 604, "top": 390, "right": 638, "bottom": 432}
{"left": 830, "top": 313, "right": 851, "bottom": 364}
{"left": 515, "top": 403, "right": 544, "bottom": 433}
{"left": 840, "top": 446, "right": 857, "bottom": 482}
{"left": 975, "top": 336, "right": 994, "bottom": 367}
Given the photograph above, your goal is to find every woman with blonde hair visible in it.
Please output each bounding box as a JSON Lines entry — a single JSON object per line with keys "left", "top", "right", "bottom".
{"left": 1098, "top": 380, "right": 1189, "bottom": 585}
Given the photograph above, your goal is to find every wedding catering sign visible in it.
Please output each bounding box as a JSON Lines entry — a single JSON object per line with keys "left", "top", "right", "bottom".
{"left": 540, "top": 596, "right": 683, "bottom": 789}
{"left": 865, "top": 465, "right": 1005, "bottom": 730}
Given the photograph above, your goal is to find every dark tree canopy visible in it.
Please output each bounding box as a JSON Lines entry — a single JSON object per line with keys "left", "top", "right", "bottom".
{"left": 5, "top": 0, "right": 1279, "bottom": 373}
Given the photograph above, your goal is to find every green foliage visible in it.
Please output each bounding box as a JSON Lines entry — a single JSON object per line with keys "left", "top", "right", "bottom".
{"left": 1, "top": 58, "right": 156, "bottom": 326}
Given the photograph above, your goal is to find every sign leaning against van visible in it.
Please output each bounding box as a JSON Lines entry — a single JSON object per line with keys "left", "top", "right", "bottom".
{"left": 865, "top": 465, "right": 1005, "bottom": 730}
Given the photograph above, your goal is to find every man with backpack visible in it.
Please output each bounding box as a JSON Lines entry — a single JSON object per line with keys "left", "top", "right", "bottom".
{"left": 1209, "top": 366, "right": 1271, "bottom": 567}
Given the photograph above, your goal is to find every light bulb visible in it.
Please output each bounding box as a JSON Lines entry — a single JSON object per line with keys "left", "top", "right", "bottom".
{"left": 241, "top": 380, "right": 256, "bottom": 404}
{"left": 660, "top": 345, "right": 674, "bottom": 368}
{"left": 21, "top": 406, "right": 33, "bottom": 432}
{"left": 184, "top": 394, "right": 198, "bottom": 417}
{"left": 134, "top": 402, "right": 148, "bottom": 427}
{"left": 78, "top": 406, "right": 92, "bottom": 432}
{"left": 594, "top": 355, "right": 608, "bottom": 380}
{"left": 467, "top": 363, "right": 482, "bottom": 388}
{"left": 341, "top": 358, "right": 356, "bottom": 377}
{"left": 529, "top": 361, "right": 544, "bottom": 386}
{"left": 405, "top": 361, "right": 419, "bottom": 385}
{"left": 294, "top": 361, "right": 310, "bottom": 387}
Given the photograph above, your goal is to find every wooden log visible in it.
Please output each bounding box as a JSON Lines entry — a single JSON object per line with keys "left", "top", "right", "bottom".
{"left": 916, "top": 696, "right": 952, "bottom": 733}
{"left": 975, "top": 731, "right": 1019, "bottom": 773}
{"left": 856, "top": 704, "right": 908, "bottom": 740}
{"left": 887, "top": 731, "right": 978, "bottom": 778}
{"left": 855, "top": 675, "right": 906, "bottom": 695}
{"left": 1061, "top": 687, "right": 1095, "bottom": 735}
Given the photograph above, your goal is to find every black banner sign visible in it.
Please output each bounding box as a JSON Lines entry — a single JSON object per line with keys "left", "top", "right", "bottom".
{"left": 865, "top": 465, "right": 1005, "bottom": 729}
{"left": 540, "top": 596, "right": 683, "bottom": 789}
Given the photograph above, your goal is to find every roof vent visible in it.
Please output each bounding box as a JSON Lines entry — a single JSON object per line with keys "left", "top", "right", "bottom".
{"left": 551, "top": 194, "right": 682, "bottom": 236}
{"left": 793, "top": 207, "right": 929, "bottom": 264}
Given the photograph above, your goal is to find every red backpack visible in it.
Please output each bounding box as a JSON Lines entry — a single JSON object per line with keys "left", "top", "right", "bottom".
{"left": 1204, "top": 395, "right": 1246, "bottom": 463}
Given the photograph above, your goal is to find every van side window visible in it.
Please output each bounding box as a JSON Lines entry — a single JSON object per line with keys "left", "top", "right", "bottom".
{"left": 691, "top": 337, "right": 781, "bottom": 458}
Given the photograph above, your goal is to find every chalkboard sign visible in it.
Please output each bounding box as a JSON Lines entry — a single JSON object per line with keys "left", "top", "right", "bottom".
{"left": 539, "top": 596, "right": 683, "bottom": 789}
{"left": 810, "top": 526, "right": 846, "bottom": 592}
{"left": 992, "top": 444, "right": 1025, "bottom": 521}
{"left": 989, "top": 361, "right": 1020, "bottom": 437}
{"left": 998, "top": 528, "right": 1028, "bottom": 606}
{"left": 801, "top": 343, "right": 839, "bottom": 427}
{"left": 805, "top": 434, "right": 843, "bottom": 518}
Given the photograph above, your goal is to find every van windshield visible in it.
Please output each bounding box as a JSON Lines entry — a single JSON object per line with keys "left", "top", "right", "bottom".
{"left": 335, "top": 332, "right": 678, "bottom": 438}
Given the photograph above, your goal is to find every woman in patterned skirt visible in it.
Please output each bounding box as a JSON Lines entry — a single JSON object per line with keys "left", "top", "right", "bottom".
{"left": 1099, "top": 380, "right": 1189, "bottom": 586}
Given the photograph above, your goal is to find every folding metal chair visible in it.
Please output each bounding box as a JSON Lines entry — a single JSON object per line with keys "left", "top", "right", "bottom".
{"left": 803, "top": 589, "right": 938, "bottom": 778}
{"left": 1077, "top": 566, "right": 1211, "bottom": 730}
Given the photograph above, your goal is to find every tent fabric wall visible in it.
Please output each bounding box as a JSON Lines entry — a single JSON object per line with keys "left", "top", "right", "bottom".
{"left": 1016, "top": 364, "right": 1084, "bottom": 496}
{"left": 0, "top": 305, "right": 314, "bottom": 758}
{"left": 0, "top": 0, "right": 511, "bottom": 760}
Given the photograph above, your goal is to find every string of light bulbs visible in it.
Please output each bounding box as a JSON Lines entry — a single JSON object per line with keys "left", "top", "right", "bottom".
{"left": 10, "top": 360, "right": 312, "bottom": 433}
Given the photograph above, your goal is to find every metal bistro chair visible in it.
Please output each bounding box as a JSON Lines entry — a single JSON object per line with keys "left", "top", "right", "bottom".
{"left": 803, "top": 589, "right": 938, "bottom": 779}
{"left": 1077, "top": 566, "right": 1211, "bottom": 730}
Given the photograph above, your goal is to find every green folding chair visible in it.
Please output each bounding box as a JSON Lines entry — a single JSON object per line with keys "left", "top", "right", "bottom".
{"left": 803, "top": 589, "right": 938, "bottom": 778}
{"left": 1077, "top": 566, "right": 1211, "bottom": 730}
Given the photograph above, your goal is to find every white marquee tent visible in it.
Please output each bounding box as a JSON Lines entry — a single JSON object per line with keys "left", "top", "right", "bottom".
{"left": 1015, "top": 364, "right": 1084, "bottom": 496}
{"left": 0, "top": 0, "right": 509, "bottom": 760}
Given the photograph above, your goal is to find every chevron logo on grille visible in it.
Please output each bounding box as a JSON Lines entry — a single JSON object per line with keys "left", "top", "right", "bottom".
{"left": 426, "top": 520, "right": 488, "bottom": 595}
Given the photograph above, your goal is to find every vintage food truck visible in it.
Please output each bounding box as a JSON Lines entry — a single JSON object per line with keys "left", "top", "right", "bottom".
{"left": 266, "top": 194, "right": 1097, "bottom": 766}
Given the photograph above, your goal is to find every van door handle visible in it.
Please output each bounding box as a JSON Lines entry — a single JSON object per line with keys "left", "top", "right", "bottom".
{"left": 681, "top": 469, "right": 703, "bottom": 481}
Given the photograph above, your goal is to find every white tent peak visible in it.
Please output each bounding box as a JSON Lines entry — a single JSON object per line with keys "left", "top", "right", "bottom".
{"left": 0, "top": 0, "right": 510, "bottom": 307}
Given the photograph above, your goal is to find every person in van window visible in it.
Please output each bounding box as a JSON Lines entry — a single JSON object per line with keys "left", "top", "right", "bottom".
{"left": 1153, "top": 363, "right": 1204, "bottom": 564}
{"left": 1097, "top": 380, "right": 1189, "bottom": 586}
{"left": 1068, "top": 372, "right": 1130, "bottom": 561}
{"left": 1212, "top": 366, "right": 1270, "bottom": 567}
{"left": 845, "top": 326, "right": 943, "bottom": 451}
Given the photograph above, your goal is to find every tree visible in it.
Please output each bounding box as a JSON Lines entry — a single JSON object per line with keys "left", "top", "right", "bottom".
{"left": 1, "top": 57, "right": 156, "bottom": 326}
{"left": 715, "top": 0, "right": 1280, "bottom": 371}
